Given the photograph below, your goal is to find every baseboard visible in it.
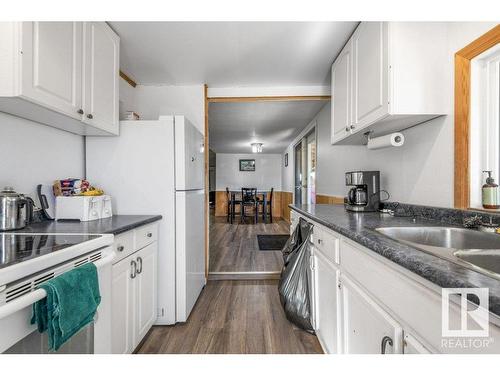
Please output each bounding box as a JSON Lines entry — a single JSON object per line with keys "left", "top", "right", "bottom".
{"left": 208, "top": 271, "right": 281, "bottom": 280}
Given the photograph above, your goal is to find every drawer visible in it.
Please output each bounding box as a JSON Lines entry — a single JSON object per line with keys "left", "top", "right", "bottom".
{"left": 135, "top": 223, "right": 158, "bottom": 250}
{"left": 113, "top": 230, "right": 135, "bottom": 264}
{"left": 312, "top": 224, "right": 340, "bottom": 264}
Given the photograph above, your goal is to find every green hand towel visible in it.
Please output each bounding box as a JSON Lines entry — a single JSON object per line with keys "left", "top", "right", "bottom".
{"left": 31, "top": 262, "right": 101, "bottom": 351}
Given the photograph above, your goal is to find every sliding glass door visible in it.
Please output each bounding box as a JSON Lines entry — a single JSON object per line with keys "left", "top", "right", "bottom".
{"left": 294, "top": 128, "right": 316, "bottom": 205}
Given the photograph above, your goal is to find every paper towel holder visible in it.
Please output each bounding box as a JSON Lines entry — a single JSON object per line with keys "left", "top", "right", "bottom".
{"left": 363, "top": 130, "right": 374, "bottom": 145}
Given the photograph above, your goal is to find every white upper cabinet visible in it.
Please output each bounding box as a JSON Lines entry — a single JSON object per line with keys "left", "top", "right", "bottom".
{"left": 331, "top": 22, "right": 447, "bottom": 145}
{"left": 331, "top": 40, "right": 352, "bottom": 143}
{"left": 21, "top": 22, "right": 83, "bottom": 120}
{"left": 0, "top": 21, "right": 119, "bottom": 136}
{"left": 351, "top": 22, "right": 389, "bottom": 132}
{"left": 83, "top": 22, "right": 120, "bottom": 134}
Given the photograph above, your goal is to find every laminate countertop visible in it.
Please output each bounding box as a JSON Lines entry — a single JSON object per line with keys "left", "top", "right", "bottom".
{"left": 290, "top": 204, "right": 500, "bottom": 317}
{"left": 15, "top": 215, "right": 162, "bottom": 236}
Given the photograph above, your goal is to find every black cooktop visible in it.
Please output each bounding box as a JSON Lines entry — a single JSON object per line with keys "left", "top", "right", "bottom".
{"left": 0, "top": 233, "right": 101, "bottom": 270}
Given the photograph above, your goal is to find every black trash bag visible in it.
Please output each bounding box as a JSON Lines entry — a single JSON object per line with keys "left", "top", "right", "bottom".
{"left": 278, "top": 218, "right": 315, "bottom": 333}
{"left": 281, "top": 217, "right": 313, "bottom": 265}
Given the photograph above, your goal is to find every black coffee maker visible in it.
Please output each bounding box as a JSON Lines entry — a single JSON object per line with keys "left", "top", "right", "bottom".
{"left": 344, "top": 171, "right": 380, "bottom": 212}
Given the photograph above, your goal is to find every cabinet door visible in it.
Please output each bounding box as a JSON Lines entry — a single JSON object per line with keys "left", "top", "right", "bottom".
{"left": 351, "top": 22, "right": 389, "bottom": 131}
{"left": 403, "top": 332, "right": 431, "bottom": 354}
{"left": 314, "top": 251, "right": 341, "bottom": 354}
{"left": 331, "top": 40, "right": 352, "bottom": 144}
{"left": 341, "top": 274, "right": 402, "bottom": 354}
{"left": 111, "top": 256, "right": 136, "bottom": 354}
{"left": 21, "top": 22, "right": 82, "bottom": 119}
{"left": 135, "top": 243, "right": 158, "bottom": 344}
{"left": 83, "top": 22, "right": 119, "bottom": 134}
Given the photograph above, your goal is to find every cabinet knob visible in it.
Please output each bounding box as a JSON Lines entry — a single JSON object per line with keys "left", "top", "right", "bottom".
{"left": 317, "top": 239, "right": 322, "bottom": 245}
{"left": 147, "top": 232, "right": 153, "bottom": 238}
{"left": 345, "top": 127, "right": 349, "bottom": 132}
{"left": 77, "top": 109, "right": 84, "bottom": 115}
{"left": 87, "top": 114, "right": 93, "bottom": 119}
{"left": 350, "top": 125, "right": 355, "bottom": 130}
{"left": 117, "top": 245, "right": 124, "bottom": 252}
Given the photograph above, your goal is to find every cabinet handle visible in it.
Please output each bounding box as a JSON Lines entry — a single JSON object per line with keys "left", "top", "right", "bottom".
{"left": 130, "top": 260, "right": 137, "bottom": 279}
{"left": 350, "top": 125, "right": 356, "bottom": 130}
{"left": 147, "top": 232, "right": 153, "bottom": 238}
{"left": 137, "top": 257, "right": 143, "bottom": 274}
{"left": 381, "top": 336, "right": 393, "bottom": 354}
{"left": 317, "top": 238, "right": 322, "bottom": 245}
{"left": 117, "top": 245, "right": 124, "bottom": 252}
{"left": 77, "top": 109, "right": 84, "bottom": 114}
{"left": 87, "top": 114, "right": 93, "bottom": 119}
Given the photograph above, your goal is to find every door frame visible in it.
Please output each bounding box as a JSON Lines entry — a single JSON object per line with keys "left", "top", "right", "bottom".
{"left": 293, "top": 123, "right": 318, "bottom": 206}
{"left": 203, "top": 93, "right": 329, "bottom": 278}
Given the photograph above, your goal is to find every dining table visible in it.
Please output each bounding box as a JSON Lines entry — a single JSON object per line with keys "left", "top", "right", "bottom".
{"left": 228, "top": 190, "right": 271, "bottom": 223}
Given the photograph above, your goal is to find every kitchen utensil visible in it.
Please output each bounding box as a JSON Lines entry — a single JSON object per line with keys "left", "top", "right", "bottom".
{"left": 0, "top": 187, "right": 34, "bottom": 231}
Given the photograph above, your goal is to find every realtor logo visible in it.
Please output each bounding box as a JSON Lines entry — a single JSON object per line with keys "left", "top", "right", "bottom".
{"left": 441, "top": 288, "right": 489, "bottom": 337}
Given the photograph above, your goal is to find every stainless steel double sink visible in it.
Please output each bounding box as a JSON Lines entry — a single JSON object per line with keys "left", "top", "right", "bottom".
{"left": 375, "top": 226, "right": 500, "bottom": 279}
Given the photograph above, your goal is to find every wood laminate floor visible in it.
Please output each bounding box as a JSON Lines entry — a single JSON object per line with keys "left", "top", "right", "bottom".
{"left": 209, "top": 213, "right": 289, "bottom": 273}
{"left": 137, "top": 280, "right": 323, "bottom": 354}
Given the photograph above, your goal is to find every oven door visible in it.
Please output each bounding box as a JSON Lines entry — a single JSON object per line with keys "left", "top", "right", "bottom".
{"left": 0, "top": 247, "right": 114, "bottom": 354}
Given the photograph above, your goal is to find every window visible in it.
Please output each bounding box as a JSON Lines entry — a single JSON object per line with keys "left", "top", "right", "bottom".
{"left": 470, "top": 44, "right": 500, "bottom": 208}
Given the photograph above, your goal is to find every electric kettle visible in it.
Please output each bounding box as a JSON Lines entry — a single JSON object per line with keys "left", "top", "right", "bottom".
{"left": 0, "top": 187, "right": 35, "bottom": 231}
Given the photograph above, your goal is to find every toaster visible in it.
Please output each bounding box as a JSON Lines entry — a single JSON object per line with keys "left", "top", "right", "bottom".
{"left": 55, "top": 195, "right": 112, "bottom": 221}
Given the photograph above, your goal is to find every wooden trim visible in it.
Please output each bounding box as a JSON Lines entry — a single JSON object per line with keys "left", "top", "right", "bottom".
{"left": 119, "top": 70, "right": 137, "bottom": 88}
{"left": 316, "top": 194, "right": 345, "bottom": 205}
{"left": 454, "top": 25, "right": 500, "bottom": 209}
{"left": 281, "top": 192, "right": 294, "bottom": 223}
{"left": 207, "top": 95, "right": 331, "bottom": 103}
{"left": 204, "top": 84, "right": 209, "bottom": 278}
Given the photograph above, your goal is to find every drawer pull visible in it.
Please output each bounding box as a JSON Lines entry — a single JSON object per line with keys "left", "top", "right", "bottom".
{"left": 381, "top": 336, "right": 393, "bottom": 354}
{"left": 117, "top": 245, "right": 124, "bottom": 252}
{"left": 130, "top": 260, "right": 137, "bottom": 279}
{"left": 147, "top": 232, "right": 153, "bottom": 238}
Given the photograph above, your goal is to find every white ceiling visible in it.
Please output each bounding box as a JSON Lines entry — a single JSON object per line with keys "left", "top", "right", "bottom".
{"left": 109, "top": 22, "right": 358, "bottom": 86}
{"left": 209, "top": 100, "right": 327, "bottom": 154}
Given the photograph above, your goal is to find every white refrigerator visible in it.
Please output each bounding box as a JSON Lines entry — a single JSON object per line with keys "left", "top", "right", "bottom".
{"left": 86, "top": 115, "right": 206, "bottom": 325}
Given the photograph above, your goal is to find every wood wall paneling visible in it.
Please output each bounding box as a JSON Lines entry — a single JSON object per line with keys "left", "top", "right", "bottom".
{"left": 281, "top": 192, "right": 293, "bottom": 223}
{"left": 454, "top": 25, "right": 500, "bottom": 209}
{"left": 316, "top": 194, "right": 345, "bottom": 205}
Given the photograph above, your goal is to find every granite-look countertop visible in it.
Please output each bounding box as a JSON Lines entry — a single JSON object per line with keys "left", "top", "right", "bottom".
{"left": 16, "top": 215, "right": 162, "bottom": 235}
{"left": 290, "top": 204, "right": 500, "bottom": 317}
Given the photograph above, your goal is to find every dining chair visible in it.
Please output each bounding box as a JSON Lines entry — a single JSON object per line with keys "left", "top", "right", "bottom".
{"left": 257, "top": 188, "right": 274, "bottom": 223}
{"left": 225, "top": 187, "right": 232, "bottom": 223}
{"left": 240, "top": 187, "right": 258, "bottom": 224}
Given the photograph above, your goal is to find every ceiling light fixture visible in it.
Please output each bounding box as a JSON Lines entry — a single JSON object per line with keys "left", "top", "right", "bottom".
{"left": 251, "top": 143, "right": 263, "bottom": 153}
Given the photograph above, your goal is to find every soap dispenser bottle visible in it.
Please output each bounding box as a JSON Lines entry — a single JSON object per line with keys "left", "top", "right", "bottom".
{"left": 482, "top": 171, "right": 500, "bottom": 209}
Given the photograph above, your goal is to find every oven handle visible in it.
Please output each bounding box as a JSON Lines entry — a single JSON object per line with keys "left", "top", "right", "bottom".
{"left": 0, "top": 252, "right": 115, "bottom": 320}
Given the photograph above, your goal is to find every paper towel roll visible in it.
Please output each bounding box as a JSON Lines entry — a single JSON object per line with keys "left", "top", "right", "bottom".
{"left": 367, "top": 132, "right": 405, "bottom": 150}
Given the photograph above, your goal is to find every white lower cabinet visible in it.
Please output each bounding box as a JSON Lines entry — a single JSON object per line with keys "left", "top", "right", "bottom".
{"left": 135, "top": 243, "right": 158, "bottom": 344}
{"left": 340, "top": 274, "right": 403, "bottom": 354}
{"left": 111, "top": 254, "right": 136, "bottom": 354}
{"left": 313, "top": 250, "right": 341, "bottom": 354}
{"left": 111, "top": 226, "right": 158, "bottom": 354}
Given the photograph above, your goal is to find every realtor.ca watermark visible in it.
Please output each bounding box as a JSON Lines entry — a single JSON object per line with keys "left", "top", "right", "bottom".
{"left": 441, "top": 287, "right": 493, "bottom": 349}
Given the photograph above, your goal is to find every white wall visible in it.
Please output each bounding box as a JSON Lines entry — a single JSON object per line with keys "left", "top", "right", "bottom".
{"left": 282, "top": 22, "right": 498, "bottom": 208}
{"left": 121, "top": 84, "right": 205, "bottom": 135}
{"left": 216, "top": 153, "right": 282, "bottom": 191}
{"left": 0, "top": 112, "right": 84, "bottom": 202}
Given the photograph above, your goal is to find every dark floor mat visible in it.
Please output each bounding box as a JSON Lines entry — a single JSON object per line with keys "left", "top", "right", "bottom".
{"left": 257, "top": 234, "right": 290, "bottom": 251}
